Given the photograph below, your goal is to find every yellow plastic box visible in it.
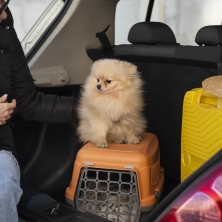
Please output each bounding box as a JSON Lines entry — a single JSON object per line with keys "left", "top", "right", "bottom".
{"left": 181, "top": 88, "right": 222, "bottom": 182}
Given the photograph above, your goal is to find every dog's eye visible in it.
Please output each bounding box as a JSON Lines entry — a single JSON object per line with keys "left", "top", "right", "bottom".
{"left": 106, "top": 80, "right": 112, "bottom": 84}
{"left": 97, "top": 78, "right": 99, "bottom": 82}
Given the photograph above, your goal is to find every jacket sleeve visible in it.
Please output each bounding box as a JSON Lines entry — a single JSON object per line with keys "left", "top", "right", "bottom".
{"left": 11, "top": 32, "right": 77, "bottom": 123}
{"left": 0, "top": 124, "right": 14, "bottom": 151}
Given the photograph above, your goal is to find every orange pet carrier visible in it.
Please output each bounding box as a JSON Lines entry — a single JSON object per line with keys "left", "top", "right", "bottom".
{"left": 65, "top": 133, "right": 164, "bottom": 222}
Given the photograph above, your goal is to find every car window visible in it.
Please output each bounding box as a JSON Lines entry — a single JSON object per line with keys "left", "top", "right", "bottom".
{"left": 10, "top": 0, "right": 52, "bottom": 41}
{"left": 151, "top": 0, "right": 222, "bottom": 45}
{"left": 115, "top": 0, "right": 222, "bottom": 46}
{"left": 10, "top": 0, "right": 65, "bottom": 55}
{"left": 115, "top": 0, "right": 149, "bottom": 45}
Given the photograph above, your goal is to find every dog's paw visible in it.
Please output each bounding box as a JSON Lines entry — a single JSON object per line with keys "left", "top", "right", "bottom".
{"left": 113, "top": 138, "right": 127, "bottom": 144}
{"left": 127, "top": 136, "right": 141, "bottom": 144}
{"left": 132, "top": 138, "right": 140, "bottom": 144}
{"left": 96, "top": 141, "right": 109, "bottom": 148}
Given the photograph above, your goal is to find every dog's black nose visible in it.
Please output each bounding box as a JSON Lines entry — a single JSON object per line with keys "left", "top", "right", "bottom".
{"left": 97, "top": 85, "right": 101, "bottom": 90}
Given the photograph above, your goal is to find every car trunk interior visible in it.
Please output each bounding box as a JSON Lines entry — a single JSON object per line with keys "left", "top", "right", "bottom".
{"left": 15, "top": 0, "right": 222, "bottom": 221}
{"left": 16, "top": 0, "right": 118, "bottom": 201}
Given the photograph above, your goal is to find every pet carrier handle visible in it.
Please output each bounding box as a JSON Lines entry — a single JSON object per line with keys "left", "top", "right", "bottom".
{"left": 194, "top": 88, "right": 222, "bottom": 108}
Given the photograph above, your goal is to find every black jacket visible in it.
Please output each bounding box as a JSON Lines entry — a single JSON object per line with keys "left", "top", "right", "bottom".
{"left": 0, "top": 8, "right": 77, "bottom": 152}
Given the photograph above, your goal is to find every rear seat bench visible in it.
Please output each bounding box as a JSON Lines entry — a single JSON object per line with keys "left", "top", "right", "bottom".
{"left": 87, "top": 22, "right": 222, "bottom": 183}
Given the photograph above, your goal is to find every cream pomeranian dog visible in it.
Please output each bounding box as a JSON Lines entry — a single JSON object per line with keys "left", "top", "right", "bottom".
{"left": 77, "top": 59, "right": 147, "bottom": 148}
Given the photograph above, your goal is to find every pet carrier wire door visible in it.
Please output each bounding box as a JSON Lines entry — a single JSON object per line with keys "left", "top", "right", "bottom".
{"left": 65, "top": 133, "right": 164, "bottom": 222}
{"left": 76, "top": 168, "right": 140, "bottom": 222}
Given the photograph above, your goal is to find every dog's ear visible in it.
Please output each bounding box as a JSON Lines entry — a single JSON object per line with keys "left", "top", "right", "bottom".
{"left": 121, "top": 61, "right": 138, "bottom": 81}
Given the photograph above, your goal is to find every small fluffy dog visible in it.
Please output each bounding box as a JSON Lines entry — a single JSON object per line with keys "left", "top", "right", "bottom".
{"left": 77, "top": 59, "right": 147, "bottom": 148}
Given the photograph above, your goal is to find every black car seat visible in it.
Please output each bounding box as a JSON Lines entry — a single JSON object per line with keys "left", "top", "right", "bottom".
{"left": 195, "top": 25, "right": 222, "bottom": 73}
{"left": 87, "top": 22, "right": 222, "bottom": 183}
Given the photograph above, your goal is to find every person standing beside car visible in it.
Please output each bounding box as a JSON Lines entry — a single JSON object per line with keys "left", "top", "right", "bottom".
{"left": 0, "top": 1, "right": 78, "bottom": 221}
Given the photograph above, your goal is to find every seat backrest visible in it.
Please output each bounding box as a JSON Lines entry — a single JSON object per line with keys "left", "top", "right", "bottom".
{"left": 113, "top": 22, "right": 222, "bottom": 182}
{"left": 87, "top": 22, "right": 222, "bottom": 182}
{"left": 195, "top": 25, "right": 222, "bottom": 46}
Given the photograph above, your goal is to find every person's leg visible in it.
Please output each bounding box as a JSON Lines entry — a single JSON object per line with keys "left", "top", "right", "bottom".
{"left": 0, "top": 150, "right": 23, "bottom": 222}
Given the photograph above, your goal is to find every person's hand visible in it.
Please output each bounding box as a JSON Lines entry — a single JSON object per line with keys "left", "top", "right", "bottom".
{"left": 0, "top": 94, "right": 16, "bottom": 125}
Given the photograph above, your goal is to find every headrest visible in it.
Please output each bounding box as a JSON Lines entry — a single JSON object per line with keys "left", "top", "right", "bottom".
{"left": 128, "top": 22, "right": 177, "bottom": 44}
{"left": 195, "top": 25, "right": 222, "bottom": 46}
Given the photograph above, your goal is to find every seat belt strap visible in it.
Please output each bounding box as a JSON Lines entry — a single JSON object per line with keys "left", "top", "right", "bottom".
{"left": 95, "top": 24, "right": 114, "bottom": 56}
{"left": 96, "top": 24, "right": 111, "bottom": 46}
{"left": 96, "top": 33, "right": 111, "bottom": 46}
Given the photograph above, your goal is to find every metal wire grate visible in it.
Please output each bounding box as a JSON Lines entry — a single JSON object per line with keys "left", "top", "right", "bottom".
{"left": 75, "top": 168, "right": 141, "bottom": 222}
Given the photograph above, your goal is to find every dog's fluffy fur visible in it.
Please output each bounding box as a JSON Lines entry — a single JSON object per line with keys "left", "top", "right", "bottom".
{"left": 77, "top": 59, "right": 147, "bottom": 148}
